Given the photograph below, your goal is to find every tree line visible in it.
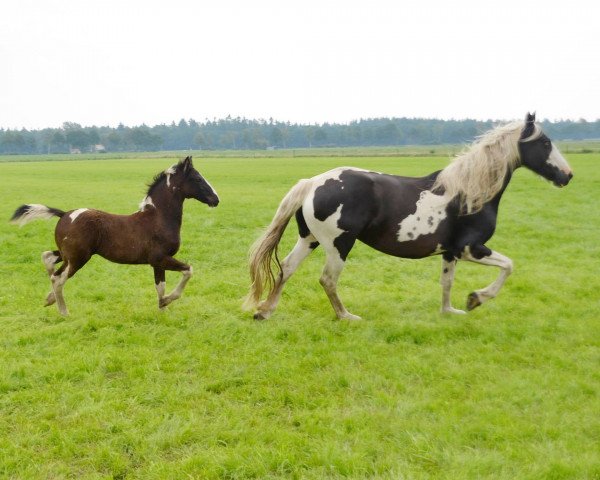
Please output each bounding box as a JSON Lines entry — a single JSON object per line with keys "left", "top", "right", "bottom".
{"left": 1, "top": 117, "right": 599, "bottom": 154}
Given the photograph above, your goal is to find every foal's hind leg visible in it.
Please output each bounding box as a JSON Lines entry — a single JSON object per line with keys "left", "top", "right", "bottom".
{"left": 153, "top": 257, "right": 193, "bottom": 309}
{"left": 49, "top": 252, "right": 91, "bottom": 315}
{"left": 254, "top": 234, "right": 318, "bottom": 320}
{"left": 463, "top": 247, "right": 513, "bottom": 310}
{"left": 42, "top": 250, "right": 62, "bottom": 306}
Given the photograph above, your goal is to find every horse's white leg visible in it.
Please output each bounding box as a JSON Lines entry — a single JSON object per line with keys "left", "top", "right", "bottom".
{"left": 463, "top": 249, "right": 513, "bottom": 310}
{"left": 42, "top": 250, "right": 61, "bottom": 306}
{"left": 440, "top": 257, "right": 466, "bottom": 314}
{"left": 255, "top": 234, "right": 318, "bottom": 320}
{"left": 161, "top": 266, "right": 193, "bottom": 307}
{"left": 50, "top": 264, "right": 70, "bottom": 316}
{"left": 319, "top": 251, "right": 361, "bottom": 320}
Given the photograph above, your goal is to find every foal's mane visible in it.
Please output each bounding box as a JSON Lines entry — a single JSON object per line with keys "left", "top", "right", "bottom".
{"left": 432, "top": 121, "right": 541, "bottom": 214}
{"left": 145, "top": 162, "right": 181, "bottom": 197}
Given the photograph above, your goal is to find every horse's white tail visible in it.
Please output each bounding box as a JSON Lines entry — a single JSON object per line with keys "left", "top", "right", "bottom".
{"left": 10, "top": 204, "right": 65, "bottom": 227}
{"left": 243, "top": 179, "right": 313, "bottom": 311}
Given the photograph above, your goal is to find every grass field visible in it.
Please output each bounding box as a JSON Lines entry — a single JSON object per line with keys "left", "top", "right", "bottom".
{"left": 0, "top": 153, "right": 599, "bottom": 479}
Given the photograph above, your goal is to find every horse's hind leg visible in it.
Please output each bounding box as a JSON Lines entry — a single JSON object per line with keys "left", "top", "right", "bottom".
{"left": 463, "top": 247, "right": 513, "bottom": 310}
{"left": 254, "top": 234, "right": 319, "bottom": 320}
{"left": 42, "top": 250, "right": 62, "bottom": 306}
{"left": 320, "top": 248, "right": 361, "bottom": 320}
{"left": 153, "top": 257, "right": 193, "bottom": 309}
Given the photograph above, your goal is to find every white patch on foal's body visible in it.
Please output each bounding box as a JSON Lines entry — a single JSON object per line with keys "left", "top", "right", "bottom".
{"left": 139, "top": 196, "right": 155, "bottom": 211}
{"left": 397, "top": 191, "right": 448, "bottom": 242}
{"left": 69, "top": 208, "right": 89, "bottom": 222}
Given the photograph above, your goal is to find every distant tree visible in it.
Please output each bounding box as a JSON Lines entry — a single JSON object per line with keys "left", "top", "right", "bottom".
{"left": 65, "top": 129, "right": 90, "bottom": 151}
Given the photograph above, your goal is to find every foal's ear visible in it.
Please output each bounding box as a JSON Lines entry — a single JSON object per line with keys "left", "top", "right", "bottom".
{"left": 520, "top": 112, "right": 536, "bottom": 140}
{"left": 182, "top": 156, "right": 193, "bottom": 173}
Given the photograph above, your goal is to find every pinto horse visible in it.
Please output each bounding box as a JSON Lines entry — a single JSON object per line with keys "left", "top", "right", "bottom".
{"left": 245, "top": 113, "right": 573, "bottom": 320}
{"left": 11, "top": 156, "right": 219, "bottom": 315}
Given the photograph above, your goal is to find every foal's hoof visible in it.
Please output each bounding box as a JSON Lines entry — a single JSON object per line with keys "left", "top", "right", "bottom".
{"left": 339, "top": 312, "right": 362, "bottom": 321}
{"left": 466, "top": 292, "right": 482, "bottom": 311}
{"left": 44, "top": 292, "right": 56, "bottom": 307}
{"left": 253, "top": 311, "right": 270, "bottom": 321}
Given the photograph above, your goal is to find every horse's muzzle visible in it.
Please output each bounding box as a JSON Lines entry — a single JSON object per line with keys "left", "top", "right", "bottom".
{"left": 554, "top": 171, "right": 573, "bottom": 188}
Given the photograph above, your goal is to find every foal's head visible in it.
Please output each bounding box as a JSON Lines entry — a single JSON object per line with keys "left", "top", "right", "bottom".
{"left": 168, "top": 156, "right": 220, "bottom": 207}
{"left": 518, "top": 113, "right": 573, "bottom": 187}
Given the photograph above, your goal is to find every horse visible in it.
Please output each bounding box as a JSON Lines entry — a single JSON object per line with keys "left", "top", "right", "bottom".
{"left": 10, "top": 156, "right": 219, "bottom": 315}
{"left": 244, "top": 113, "right": 573, "bottom": 320}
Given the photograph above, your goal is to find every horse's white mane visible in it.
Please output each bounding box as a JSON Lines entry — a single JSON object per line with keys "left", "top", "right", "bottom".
{"left": 432, "top": 120, "right": 542, "bottom": 214}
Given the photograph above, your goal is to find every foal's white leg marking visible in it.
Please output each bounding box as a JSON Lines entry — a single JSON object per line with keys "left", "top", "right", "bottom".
{"left": 155, "top": 281, "right": 166, "bottom": 299}
{"left": 51, "top": 265, "right": 70, "bottom": 316}
{"left": 548, "top": 143, "right": 572, "bottom": 175}
{"left": 69, "top": 208, "right": 88, "bottom": 222}
{"left": 256, "top": 234, "right": 317, "bottom": 319}
{"left": 440, "top": 258, "right": 466, "bottom": 314}
{"left": 42, "top": 251, "right": 59, "bottom": 306}
{"left": 42, "top": 251, "right": 59, "bottom": 276}
{"left": 463, "top": 250, "right": 513, "bottom": 305}
{"left": 397, "top": 191, "right": 449, "bottom": 242}
{"left": 160, "top": 267, "right": 193, "bottom": 308}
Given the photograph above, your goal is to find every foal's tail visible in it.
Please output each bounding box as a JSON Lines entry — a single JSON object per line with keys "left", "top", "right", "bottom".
{"left": 243, "top": 179, "right": 313, "bottom": 311}
{"left": 10, "top": 204, "right": 65, "bottom": 227}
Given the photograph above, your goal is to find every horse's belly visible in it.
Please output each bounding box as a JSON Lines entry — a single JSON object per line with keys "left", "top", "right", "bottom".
{"left": 359, "top": 234, "right": 444, "bottom": 259}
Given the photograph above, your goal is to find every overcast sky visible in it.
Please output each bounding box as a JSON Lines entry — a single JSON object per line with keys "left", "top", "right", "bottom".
{"left": 1, "top": 0, "right": 598, "bottom": 129}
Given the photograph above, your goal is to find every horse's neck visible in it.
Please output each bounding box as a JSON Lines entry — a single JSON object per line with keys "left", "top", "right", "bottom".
{"left": 486, "top": 168, "right": 514, "bottom": 209}
{"left": 152, "top": 188, "right": 184, "bottom": 227}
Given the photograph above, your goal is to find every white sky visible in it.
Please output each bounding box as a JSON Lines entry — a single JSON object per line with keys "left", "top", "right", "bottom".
{"left": 0, "top": 0, "right": 598, "bottom": 129}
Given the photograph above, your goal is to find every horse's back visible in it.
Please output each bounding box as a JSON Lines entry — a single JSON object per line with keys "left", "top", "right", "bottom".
{"left": 302, "top": 167, "right": 453, "bottom": 259}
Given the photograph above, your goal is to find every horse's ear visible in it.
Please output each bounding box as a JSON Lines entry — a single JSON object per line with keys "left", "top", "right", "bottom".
{"left": 520, "top": 112, "right": 536, "bottom": 140}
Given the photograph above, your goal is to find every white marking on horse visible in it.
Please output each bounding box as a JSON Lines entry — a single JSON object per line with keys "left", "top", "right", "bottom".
{"left": 547, "top": 143, "right": 572, "bottom": 174}
{"left": 303, "top": 193, "right": 346, "bottom": 260}
{"left": 139, "top": 196, "right": 155, "bottom": 211}
{"left": 69, "top": 208, "right": 88, "bottom": 222}
{"left": 397, "top": 191, "right": 448, "bottom": 242}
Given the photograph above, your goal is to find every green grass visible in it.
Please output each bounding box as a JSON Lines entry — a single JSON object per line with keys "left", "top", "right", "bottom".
{"left": 0, "top": 154, "right": 599, "bottom": 479}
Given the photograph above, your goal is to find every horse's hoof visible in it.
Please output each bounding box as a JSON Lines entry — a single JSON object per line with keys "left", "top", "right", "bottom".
{"left": 466, "top": 292, "right": 482, "bottom": 311}
{"left": 441, "top": 307, "right": 467, "bottom": 315}
{"left": 340, "top": 312, "right": 362, "bottom": 321}
{"left": 253, "top": 311, "right": 268, "bottom": 320}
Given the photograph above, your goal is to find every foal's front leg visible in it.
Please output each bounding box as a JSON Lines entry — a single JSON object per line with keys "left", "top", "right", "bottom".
{"left": 153, "top": 257, "right": 193, "bottom": 309}
{"left": 462, "top": 246, "right": 513, "bottom": 310}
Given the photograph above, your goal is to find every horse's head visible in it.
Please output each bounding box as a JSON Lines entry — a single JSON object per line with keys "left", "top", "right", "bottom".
{"left": 518, "top": 112, "right": 573, "bottom": 188}
{"left": 176, "top": 156, "right": 220, "bottom": 207}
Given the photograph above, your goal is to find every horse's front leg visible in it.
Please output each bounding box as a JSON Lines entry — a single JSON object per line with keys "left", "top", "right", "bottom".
{"left": 153, "top": 257, "right": 193, "bottom": 309}
{"left": 462, "top": 246, "right": 513, "bottom": 310}
{"left": 440, "top": 255, "right": 466, "bottom": 314}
